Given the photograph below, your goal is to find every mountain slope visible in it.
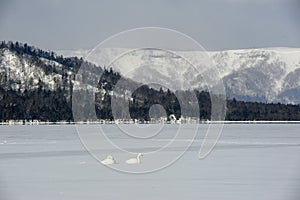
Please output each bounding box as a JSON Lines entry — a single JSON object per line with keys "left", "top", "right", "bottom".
{"left": 58, "top": 47, "right": 300, "bottom": 104}
{"left": 1, "top": 41, "right": 300, "bottom": 121}
{"left": 0, "top": 41, "right": 81, "bottom": 92}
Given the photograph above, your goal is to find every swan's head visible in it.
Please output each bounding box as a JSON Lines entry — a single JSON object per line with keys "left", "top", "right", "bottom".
{"left": 138, "top": 153, "right": 143, "bottom": 157}
{"left": 107, "top": 155, "right": 113, "bottom": 159}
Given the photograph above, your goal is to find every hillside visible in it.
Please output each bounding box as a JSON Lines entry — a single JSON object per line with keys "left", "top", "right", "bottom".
{"left": 1, "top": 41, "right": 300, "bottom": 122}
{"left": 58, "top": 47, "right": 300, "bottom": 104}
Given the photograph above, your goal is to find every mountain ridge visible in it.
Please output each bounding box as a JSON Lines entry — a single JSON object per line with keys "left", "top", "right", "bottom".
{"left": 57, "top": 47, "right": 300, "bottom": 104}
{"left": 1, "top": 41, "right": 300, "bottom": 122}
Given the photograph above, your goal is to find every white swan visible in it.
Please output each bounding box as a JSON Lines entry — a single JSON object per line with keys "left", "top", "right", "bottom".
{"left": 126, "top": 153, "right": 143, "bottom": 164}
{"left": 101, "top": 155, "right": 116, "bottom": 165}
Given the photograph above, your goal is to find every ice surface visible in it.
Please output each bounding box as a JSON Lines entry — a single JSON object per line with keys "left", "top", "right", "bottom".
{"left": 0, "top": 124, "right": 300, "bottom": 200}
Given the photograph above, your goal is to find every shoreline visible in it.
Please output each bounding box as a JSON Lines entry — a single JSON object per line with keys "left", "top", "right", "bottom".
{"left": 1, "top": 120, "right": 300, "bottom": 125}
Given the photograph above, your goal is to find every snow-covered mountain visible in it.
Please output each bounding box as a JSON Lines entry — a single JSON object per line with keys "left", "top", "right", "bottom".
{"left": 1, "top": 41, "right": 300, "bottom": 105}
{"left": 2, "top": 42, "right": 299, "bottom": 121}
{"left": 58, "top": 47, "right": 300, "bottom": 104}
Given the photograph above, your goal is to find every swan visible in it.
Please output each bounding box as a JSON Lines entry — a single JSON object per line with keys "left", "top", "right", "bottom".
{"left": 101, "top": 155, "right": 116, "bottom": 165}
{"left": 126, "top": 153, "right": 143, "bottom": 164}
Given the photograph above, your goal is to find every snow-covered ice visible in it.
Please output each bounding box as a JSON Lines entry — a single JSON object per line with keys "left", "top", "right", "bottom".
{"left": 0, "top": 124, "right": 300, "bottom": 200}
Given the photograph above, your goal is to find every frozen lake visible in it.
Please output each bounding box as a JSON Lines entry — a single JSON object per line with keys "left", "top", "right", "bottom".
{"left": 0, "top": 124, "right": 300, "bottom": 200}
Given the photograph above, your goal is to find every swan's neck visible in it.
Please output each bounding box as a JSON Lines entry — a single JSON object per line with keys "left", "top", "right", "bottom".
{"left": 137, "top": 154, "right": 141, "bottom": 163}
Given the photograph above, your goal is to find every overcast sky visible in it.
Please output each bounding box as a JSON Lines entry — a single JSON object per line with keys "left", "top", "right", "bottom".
{"left": 0, "top": 0, "right": 299, "bottom": 51}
